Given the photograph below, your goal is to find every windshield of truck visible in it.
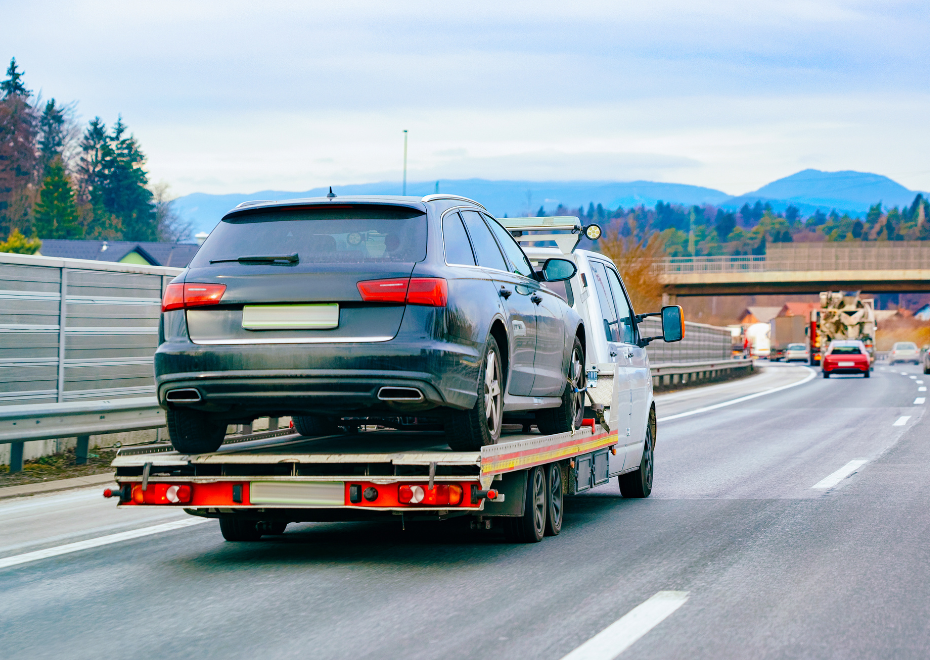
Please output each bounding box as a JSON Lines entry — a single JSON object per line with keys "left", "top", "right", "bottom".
{"left": 787, "top": 344, "right": 806, "bottom": 350}
{"left": 894, "top": 342, "right": 917, "bottom": 350}
{"left": 190, "top": 205, "right": 427, "bottom": 267}
{"left": 829, "top": 345, "right": 863, "bottom": 355}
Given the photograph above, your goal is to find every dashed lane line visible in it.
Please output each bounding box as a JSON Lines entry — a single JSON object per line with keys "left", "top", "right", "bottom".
{"left": 560, "top": 591, "right": 690, "bottom": 660}
{"left": 910, "top": 376, "right": 917, "bottom": 379}
{"left": 920, "top": 387, "right": 927, "bottom": 392}
{"left": 658, "top": 367, "right": 816, "bottom": 422}
{"left": 0, "top": 518, "right": 210, "bottom": 570}
{"left": 894, "top": 416, "right": 911, "bottom": 427}
{"left": 812, "top": 460, "right": 869, "bottom": 490}
{"left": 916, "top": 398, "right": 926, "bottom": 405}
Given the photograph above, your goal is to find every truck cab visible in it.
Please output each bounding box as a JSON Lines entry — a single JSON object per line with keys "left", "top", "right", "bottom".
{"left": 500, "top": 217, "right": 683, "bottom": 475}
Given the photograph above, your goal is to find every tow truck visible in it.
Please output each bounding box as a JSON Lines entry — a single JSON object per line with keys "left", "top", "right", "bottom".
{"left": 106, "top": 214, "right": 682, "bottom": 544}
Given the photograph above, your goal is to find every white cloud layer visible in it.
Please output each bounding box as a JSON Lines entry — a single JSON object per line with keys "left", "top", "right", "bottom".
{"left": 5, "top": 0, "right": 929, "bottom": 196}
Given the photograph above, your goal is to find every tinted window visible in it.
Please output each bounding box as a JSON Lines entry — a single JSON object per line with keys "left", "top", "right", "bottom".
{"left": 787, "top": 343, "right": 806, "bottom": 350}
{"left": 485, "top": 214, "right": 534, "bottom": 278}
{"left": 442, "top": 211, "right": 476, "bottom": 266}
{"left": 605, "top": 267, "right": 636, "bottom": 344}
{"left": 460, "top": 210, "right": 507, "bottom": 272}
{"left": 895, "top": 342, "right": 917, "bottom": 350}
{"left": 192, "top": 205, "right": 426, "bottom": 267}
{"left": 830, "top": 345, "right": 864, "bottom": 355}
{"left": 590, "top": 262, "right": 620, "bottom": 342}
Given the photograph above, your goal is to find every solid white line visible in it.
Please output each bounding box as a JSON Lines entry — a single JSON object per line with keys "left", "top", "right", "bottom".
{"left": 812, "top": 460, "right": 868, "bottom": 490}
{"left": 916, "top": 398, "right": 926, "bottom": 405}
{"left": 560, "top": 591, "right": 690, "bottom": 660}
{"left": 893, "top": 416, "right": 911, "bottom": 426}
{"left": 658, "top": 368, "right": 816, "bottom": 422}
{"left": 0, "top": 518, "right": 210, "bottom": 570}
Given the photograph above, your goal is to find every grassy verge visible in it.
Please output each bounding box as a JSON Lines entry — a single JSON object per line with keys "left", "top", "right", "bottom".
{"left": 0, "top": 447, "right": 117, "bottom": 488}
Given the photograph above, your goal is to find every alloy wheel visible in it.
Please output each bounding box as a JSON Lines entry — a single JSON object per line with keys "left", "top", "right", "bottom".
{"left": 569, "top": 347, "right": 585, "bottom": 425}
{"left": 643, "top": 430, "right": 654, "bottom": 492}
{"left": 484, "top": 350, "right": 503, "bottom": 440}
{"left": 549, "top": 466, "right": 562, "bottom": 528}
{"left": 532, "top": 467, "right": 547, "bottom": 535}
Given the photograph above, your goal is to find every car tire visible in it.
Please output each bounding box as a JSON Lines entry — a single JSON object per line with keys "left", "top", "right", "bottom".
{"left": 822, "top": 371, "right": 829, "bottom": 379}
{"left": 446, "top": 335, "right": 504, "bottom": 451}
{"left": 864, "top": 370, "right": 870, "bottom": 378}
{"left": 167, "top": 409, "right": 227, "bottom": 454}
{"left": 619, "top": 422, "right": 654, "bottom": 498}
{"left": 292, "top": 415, "right": 340, "bottom": 437}
{"left": 544, "top": 462, "right": 563, "bottom": 536}
{"left": 219, "top": 517, "right": 262, "bottom": 542}
{"left": 536, "top": 337, "right": 585, "bottom": 436}
{"left": 505, "top": 466, "right": 547, "bottom": 543}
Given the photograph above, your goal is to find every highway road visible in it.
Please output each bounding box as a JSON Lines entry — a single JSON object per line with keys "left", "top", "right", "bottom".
{"left": 1, "top": 363, "right": 927, "bottom": 659}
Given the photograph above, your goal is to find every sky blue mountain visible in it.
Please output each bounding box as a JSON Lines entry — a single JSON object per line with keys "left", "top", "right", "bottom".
{"left": 173, "top": 171, "right": 925, "bottom": 237}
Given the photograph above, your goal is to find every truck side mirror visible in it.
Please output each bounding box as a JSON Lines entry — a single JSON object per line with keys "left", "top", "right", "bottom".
{"left": 661, "top": 305, "right": 684, "bottom": 343}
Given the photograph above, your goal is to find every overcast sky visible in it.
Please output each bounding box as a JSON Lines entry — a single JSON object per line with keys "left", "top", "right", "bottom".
{"left": 6, "top": 1, "right": 929, "bottom": 197}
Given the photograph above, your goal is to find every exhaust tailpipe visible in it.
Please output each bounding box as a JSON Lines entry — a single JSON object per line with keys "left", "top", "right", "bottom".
{"left": 165, "top": 388, "right": 202, "bottom": 403}
{"left": 377, "top": 387, "right": 424, "bottom": 402}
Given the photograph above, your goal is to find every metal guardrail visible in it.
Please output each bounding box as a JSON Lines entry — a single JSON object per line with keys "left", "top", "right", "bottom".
{"left": 639, "top": 317, "right": 732, "bottom": 363}
{"left": 650, "top": 358, "right": 754, "bottom": 389}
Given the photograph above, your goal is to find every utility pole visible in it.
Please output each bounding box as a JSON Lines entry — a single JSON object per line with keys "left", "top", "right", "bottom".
{"left": 402, "top": 130, "right": 408, "bottom": 196}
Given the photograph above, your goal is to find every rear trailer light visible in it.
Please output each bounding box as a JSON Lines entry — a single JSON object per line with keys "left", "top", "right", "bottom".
{"left": 357, "top": 278, "right": 447, "bottom": 307}
{"left": 130, "top": 483, "right": 193, "bottom": 505}
{"left": 398, "top": 484, "right": 463, "bottom": 506}
{"left": 162, "top": 283, "right": 227, "bottom": 312}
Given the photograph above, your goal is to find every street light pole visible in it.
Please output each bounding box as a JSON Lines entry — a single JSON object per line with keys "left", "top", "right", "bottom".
{"left": 402, "top": 129, "right": 408, "bottom": 196}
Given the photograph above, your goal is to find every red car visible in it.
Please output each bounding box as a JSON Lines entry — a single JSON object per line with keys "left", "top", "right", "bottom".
{"left": 822, "top": 340, "right": 870, "bottom": 378}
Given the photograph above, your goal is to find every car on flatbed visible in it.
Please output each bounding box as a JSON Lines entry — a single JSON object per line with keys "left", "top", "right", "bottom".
{"left": 157, "top": 195, "right": 587, "bottom": 454}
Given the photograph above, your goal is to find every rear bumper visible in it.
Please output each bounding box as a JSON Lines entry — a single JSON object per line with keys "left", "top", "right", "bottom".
{"left": 155, "top": 338, "right": 480, "bottom": 418}
{"left": 822, "top": 366, "right": 869, "bottom": 374}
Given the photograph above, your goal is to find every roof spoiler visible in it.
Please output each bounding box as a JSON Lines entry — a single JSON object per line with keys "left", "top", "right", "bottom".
{"left": 498, "top": 216, "right": 601, "bottom": 255}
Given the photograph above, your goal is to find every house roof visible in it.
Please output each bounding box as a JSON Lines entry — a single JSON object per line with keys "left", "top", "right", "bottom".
{"left": 37, "top": 239, "right": 200, "bottom": 268}
{"left": 741, "top": 306, "right": 782, "bottom": 325}
{"left": 777, "top": 302, "right": 819, "bottom": 318}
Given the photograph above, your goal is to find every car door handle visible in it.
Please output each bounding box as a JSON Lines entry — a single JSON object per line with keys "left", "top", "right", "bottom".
{"left": 499, "top": 286, "right": 512, "bottom": 299}
{"left": 531, "top": 294, "right": 542, "bottom": 305}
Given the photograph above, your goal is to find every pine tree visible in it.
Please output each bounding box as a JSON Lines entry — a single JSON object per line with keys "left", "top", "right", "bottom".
{"left": 0, "top": 59, "right": 29, "bottom": 97}
{"left": 536, "top": 205, "right": 545, "bottom": 217}
{"left": 34, "top": 157, "right": 82, "bottom": 238}
{"left": 37, "top": 99, "right": 66, "bottom": 176}
{"left": 101, "top": 118, "right": 156, "bottom": 240}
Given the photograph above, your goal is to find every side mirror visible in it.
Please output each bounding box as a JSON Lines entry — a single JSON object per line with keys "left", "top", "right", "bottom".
{"left": 661, "top": 305, "right": 684, "bottom": 343}
{"left": 541, "top": 258, "right": 577, "bottom": 283}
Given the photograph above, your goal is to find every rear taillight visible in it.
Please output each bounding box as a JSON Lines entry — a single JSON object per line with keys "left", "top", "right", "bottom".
{"left": 398, "top": 484, "right": 463, "bottom": 506}
{"left": 357, "top": 278, "right": 447, "bottom": 307}
{"left": 162, "top": 283, "right": 227, "bottom": 312}
{"left": 131, "top": 483, "right": 192, "bottom": 504}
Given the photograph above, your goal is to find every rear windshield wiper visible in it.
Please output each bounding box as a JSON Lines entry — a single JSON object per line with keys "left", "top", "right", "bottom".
{"left": 210, "top": 253, "right": 299, "bottom": 265}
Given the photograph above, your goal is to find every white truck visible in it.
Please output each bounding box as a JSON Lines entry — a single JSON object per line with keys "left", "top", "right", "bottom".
{"left": 106, "top": 214, "right": 683, "bottom": 544}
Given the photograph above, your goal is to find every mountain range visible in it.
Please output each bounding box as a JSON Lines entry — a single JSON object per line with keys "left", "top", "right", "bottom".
{"left": 173, "top": 169, "right": 925, "bottom": 237}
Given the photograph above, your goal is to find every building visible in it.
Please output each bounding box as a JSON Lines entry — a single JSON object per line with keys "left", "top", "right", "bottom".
{"left": 37, "top": 239, "right": 201, "bottom": 268}
{"left": 739, "top": 306, "right": 781, "bottom": 326}
{"left": 776, "top": 302, "right": 819, "bottom": 319}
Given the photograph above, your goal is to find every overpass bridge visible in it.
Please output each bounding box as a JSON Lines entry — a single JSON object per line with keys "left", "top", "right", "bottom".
{"left": 656, "top": 242, "right": 930, "bottom": 298}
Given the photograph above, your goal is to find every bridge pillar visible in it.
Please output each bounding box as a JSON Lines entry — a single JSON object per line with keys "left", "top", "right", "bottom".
{"left": 662, "top": 293, "right": 678, "bottom": 306}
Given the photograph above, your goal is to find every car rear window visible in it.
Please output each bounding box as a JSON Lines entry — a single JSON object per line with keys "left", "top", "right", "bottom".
{"left": 830, "top": 345, "right": 863, "bottom": 355}
{"left": 895, "top": 342, "right": 917, "bottom": 350}
{"left": 190, "top": 205, "right": 427, "bottom": 267}
{"left": 787, "top": 344, "right": 806, "bottom": 350}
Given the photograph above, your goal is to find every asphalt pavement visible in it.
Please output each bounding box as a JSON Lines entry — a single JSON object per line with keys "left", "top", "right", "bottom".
{"left": 1, "top": 362, "right": 928, "bottom": 659}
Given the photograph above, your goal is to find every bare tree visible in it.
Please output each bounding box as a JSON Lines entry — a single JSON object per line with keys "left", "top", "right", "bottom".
{"left": 599, "top": 220, "right": 667, "bottom": 313}
{"left": 151, "top": 182, "right": 192, "bottom": 242}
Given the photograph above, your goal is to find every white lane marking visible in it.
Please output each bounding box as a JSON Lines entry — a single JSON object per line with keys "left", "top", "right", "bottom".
{"left": 917, "top": 380, "right": 925, "bottom": 384}
{"left": 916, "top": 398, "right": 926, "bottom": 405}
{"left": 893, "top": 416, "right": 911, "bottom": 426}
{"left": 658, "top": 367, "right": 816, "bottom": 422}
{"left": 901, "top": 372, "right": 908, "bottom": 375}
{"left": 560, "top": 591, "right": 690, "bottom": 660}
{"left": 910, "top": 376, "right": 917, "bottom": 379}
{"left": 920, "top": 387, "right": 927, "bottom": 392}
{"left": 812, "top": 460, "right": 868, "bottom": 490}
{"left": 0, "top": 518, "right": 209, "bottom": 570}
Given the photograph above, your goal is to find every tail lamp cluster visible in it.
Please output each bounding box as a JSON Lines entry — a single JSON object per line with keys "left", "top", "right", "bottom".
{"left": 348, "top": 482, "right": 469, "bottom": 507}
{"left": 399, "top": 484, "right": 463, "bottom": 506}
{"left": 162, "top": 283, "right": 227, "bottom": 312}
{"left": 357, "top": 278, "right": 448, "bottom": 307}
{"left": 103, "top": 483, "right": 194, "bottom": 505}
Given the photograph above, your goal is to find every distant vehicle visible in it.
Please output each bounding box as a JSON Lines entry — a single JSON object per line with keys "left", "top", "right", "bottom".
{"left": 822, "top": 340, "right": 870, "bottom": 378}
{"left": 769, "top": 316, "right": 807, "bottom": 361}
{"left": 889, "top": 341, "right": 920, "bottom": 365}
{"left": 784, "top": 343, "right": 809, "bottom": 363}
{"left": 810, "top": 292, "right": 876, "bottom": 366}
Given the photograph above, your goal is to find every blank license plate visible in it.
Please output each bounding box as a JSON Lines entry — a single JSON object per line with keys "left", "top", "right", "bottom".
{"left": 242, "top": 304, "right": 339, "bottom": 330}
{"left": 838, "top": 361, "right": 855, "bottom": 366}
{"left": 249, "top": 481, "right": 344, "bottom": 506}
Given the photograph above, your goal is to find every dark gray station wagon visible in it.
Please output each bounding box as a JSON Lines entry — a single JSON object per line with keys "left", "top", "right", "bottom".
{"left": 156, "top": 194, "right": 586, "bottom": 453}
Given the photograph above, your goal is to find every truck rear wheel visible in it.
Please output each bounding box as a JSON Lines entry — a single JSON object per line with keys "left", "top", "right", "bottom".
{"left": 167, "top": 409, "right": 227, "bottom": 454}
{"left": 505, "top": 466, "right": 547, "bottom": 543}
{"left": 293, "top": 415, "right": 340, "bottom": 437}
{"left": 219, "top": 517, "right": 262, "bottom": 542}
{"left": 446, "top": 336, "right": 503, "bottom": 451}
{"left": 619, "top": 423, "right": 653, "bottom": 498}
{"left": 536, "top": 337, "right": 585, "bottom": 435}
{"left": 545, "top": 463, "right": 563, "bottom": 536}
